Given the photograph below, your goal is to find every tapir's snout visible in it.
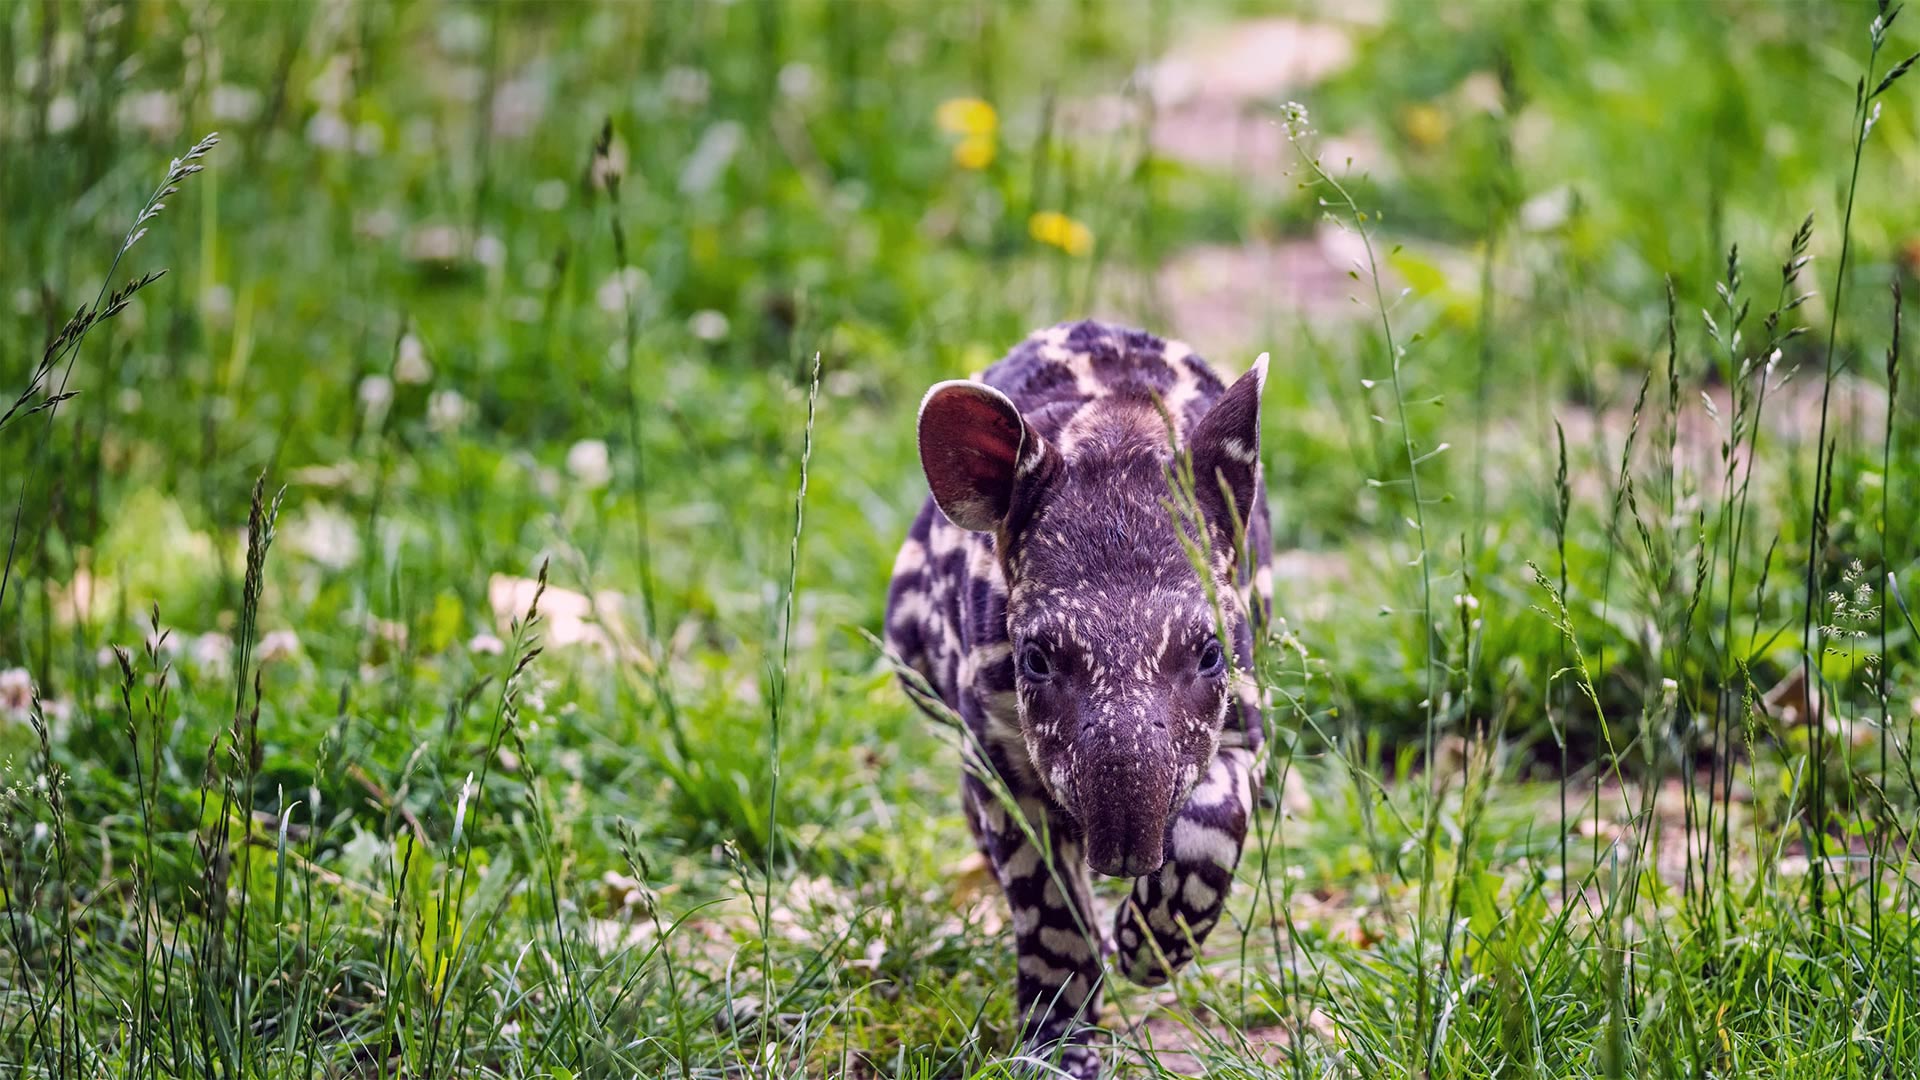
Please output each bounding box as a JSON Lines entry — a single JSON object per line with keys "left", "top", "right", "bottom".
{"left": 1078, "top": 751, "right": 1177, "bottom": 879}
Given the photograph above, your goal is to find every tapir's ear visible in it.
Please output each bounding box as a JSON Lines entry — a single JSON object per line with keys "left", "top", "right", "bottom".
{"left": 918, "top": 381, "right": 1050, "bottom": 532}
{"left": 1187, "top": 353, "right": 1268, "bottom": 543}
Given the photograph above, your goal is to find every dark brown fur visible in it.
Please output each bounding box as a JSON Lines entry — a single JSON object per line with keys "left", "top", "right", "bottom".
{"left": 885, "top": 321, "right": 1273, "bottom": 1077}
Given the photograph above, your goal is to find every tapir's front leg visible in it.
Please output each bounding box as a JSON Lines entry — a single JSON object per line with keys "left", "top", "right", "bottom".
{"left": 964, "top": 776, "right": 1106, "bottom": 1078}
{"left": 1111, "top": 743, "right": 1257, "bottom": 985}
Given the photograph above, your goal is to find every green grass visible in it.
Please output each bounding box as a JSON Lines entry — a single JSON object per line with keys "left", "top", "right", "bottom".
{"left": 3, "top": 0, "right": 1920, "bottom": 1076}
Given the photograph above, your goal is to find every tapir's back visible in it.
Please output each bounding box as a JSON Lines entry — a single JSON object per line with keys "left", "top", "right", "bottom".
{"left": 979, "top": 320, "right": 1229, "bottom": 445}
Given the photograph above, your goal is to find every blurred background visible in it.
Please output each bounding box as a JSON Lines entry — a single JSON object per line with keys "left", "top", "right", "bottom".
{"left": 3, "top": 1, "right": 1919, "bottom": 1073}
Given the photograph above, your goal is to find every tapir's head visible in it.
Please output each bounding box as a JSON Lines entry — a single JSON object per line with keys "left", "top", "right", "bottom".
{"left": 916, "top": 357, "right": 1266, "bottom": 878}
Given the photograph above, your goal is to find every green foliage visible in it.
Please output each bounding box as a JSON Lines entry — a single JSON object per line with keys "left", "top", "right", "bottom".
{"left": 2, "top": 0, "right": 1919, "bottom": 1076}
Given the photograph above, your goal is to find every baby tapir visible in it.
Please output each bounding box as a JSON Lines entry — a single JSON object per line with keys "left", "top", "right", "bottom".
{"left": 886, "top": 320, "right": 1271, "bottom": 1077}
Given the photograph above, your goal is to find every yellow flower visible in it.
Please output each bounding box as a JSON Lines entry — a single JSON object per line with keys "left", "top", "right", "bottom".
{"left": 952, "top": 134, "right": 996, "bottom": 170}
{"left": 1400, "top": 102, "right": 1449, "bottom": 149}
{"left": 1028, "top": 211, "right": 1093, "bottom": 257}
{"left": 935, "top": 97, "right": 998, "bottom": 137}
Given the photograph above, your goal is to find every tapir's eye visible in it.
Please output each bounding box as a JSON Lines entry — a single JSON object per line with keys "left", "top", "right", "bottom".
{"left": 1019, "top": 641, "right": 1055, "bottom": 680}
{"left": 1197, "top": 638, "right": 1226, "bottom": 677}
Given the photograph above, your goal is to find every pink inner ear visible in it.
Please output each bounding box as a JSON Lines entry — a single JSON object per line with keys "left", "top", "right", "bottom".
{"left": 921, "top": 387, "right": 1024, "bottom": 529}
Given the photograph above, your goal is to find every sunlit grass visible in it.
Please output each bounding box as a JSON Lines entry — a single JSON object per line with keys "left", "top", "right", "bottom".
{"left": 2, "top": 1, "right": 1919, "bottom": 1077}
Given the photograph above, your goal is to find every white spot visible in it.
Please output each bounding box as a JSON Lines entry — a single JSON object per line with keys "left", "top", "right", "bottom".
{"left": 1003, "top": 845, "right": 1043, "bottom": 881}
{"left": 1039, "top": 926, "right": 1095, "bottom": 961}
{"left": 1017, "top": 954, "right": 1073, "bottom": 984}
{"left": 1171, "top": 819, "right": 1240, "bottom": 869}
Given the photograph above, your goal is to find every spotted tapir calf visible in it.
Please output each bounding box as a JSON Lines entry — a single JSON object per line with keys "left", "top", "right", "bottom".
{"left": 885, "top": 320, "right": 1271, "bottom": 1076}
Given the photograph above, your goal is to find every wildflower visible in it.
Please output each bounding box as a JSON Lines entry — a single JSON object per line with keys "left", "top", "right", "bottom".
{"left": 936, "top": 97, "right": 997, "bottom": 137}
{"left": 191, "top": 632, "right": 234, "bottom": 675}
{"left": 663, "top": 66, "right": 711, "bottom": 108}
{"left": 1519, "top": 186, "right": 1573, "bottom": 232}
{"left": 778, "top": 62, "right": 817, "bottom": 102}
{"left": 355, "top": 208, "right": 399, "bottom": 240}
{"left": 1280, "top": 100, "right": 1313, "bottom": 138}
{"left": 306, "top": 110, "right": 352, "bottom": 151}
{"left": 1400, "top": 102, "right": 1448, "bottom": 149}
{"left": 358, "top": 374, "right": 394, "bottom": 416}
{"left": 491, "top": 73, "right": 548, "bottom": 139}
{"left": 567, "top": 439, "right": 612, "bottom": 490}
{"left": 47, "top": 95, "right": 79, "bottom": 135}
{"left": 952, "top": 134, "right": 996, "bottom": 170}
{"left": 936, "top": 97, "right": 998, "bottom": 171}
{"left": 394, "top": 333, "right": 432, "bottom": 384}
{"left": 688, "top": 309, "right": 730, "bottom": 342}
{"left": 118, "top": 90, "right": 182, "bottom": 139}
{"left": 596, "top": 268, "right": 648, "bottom": 315}
{"left": 471, "top": 234, "right": 506, "bottom": 269}
{"left": 468, "top": 632, "right": 506, "bottom": 656}
{"left": 406, "top": 225, "right": 464, "bottom": 265}
{"left": 211, "top": 84, "right": 263, "bottom": 123}
{"left": 257, "top": 630, "right": 302, "bottom": 662}
{"left": 1028, "top": 211, "right": 1094, "bottom": 257}
{"left": 0, "top": 668, "right": 33, "bottom": 722}
{"left": 427, "top": 388, "right": 469, "bottom": 432}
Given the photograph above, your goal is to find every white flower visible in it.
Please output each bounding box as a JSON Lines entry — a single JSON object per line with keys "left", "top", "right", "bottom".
{"left": 353, "top": 121, "right": 385, "bottom": 156}
{"left": 358, "top": 374, "right": 394, "bottom": 416}
{"left": 491, "top": 73, "right": 549, "bottom": 139}
{"left": 257, "top": 630, "right": 302, "bottom": 662}
{"left": 191, "top": 632, "right": 234, "bottom": 674}
{"left": 596, "top": 268, "right": 648, "bottom": 314}
{"left": 0, "top": 668, "right": 34, "bottom": 721}
{"left": 778, "top": 63, "right": 816, "bottom": 101}
{"left": 355, "top": 208, "right": 399, "bottom": 240}
{"left": 471, "top": 234, "right": 506, "bottom": 269}
{"left": 468, "top": 632, "right": 506, "bottom": 656}
{"left": 566, "top": 439, "right": 612, "bottom": 490}
{"left": 287, "top": 505, "right": 363, "bottom": 570}
{"left": 688, "top": 309, "right": 730, "bottom": 342}
{"left": 428, "top": 389, "right": 471, "bottom": 433}
{"left": 1281, "top": 100, "right": 1312, "bottom": 137}
{"left": 117, "top": 90, "right": 181, "bottom": 139}
{"left": 47, "top": 95, "right": 79, "bottom": 135}
{"left": 394, "top": 333, "right": 432, "bottom": 384}
{"left": 306, "top": 109, "right": 352, "bottom": 151}
{"left": 405, "top": 225, "right": 464, "bottom": 265}
{"left": 211, "top": 84, "right": 263, "bottom": 123}
{"left": 1519, "top": 185, "right": 1574, "bottom": 232}
{"left": 663, "top": 66, "right": 710, "bottom": 107}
